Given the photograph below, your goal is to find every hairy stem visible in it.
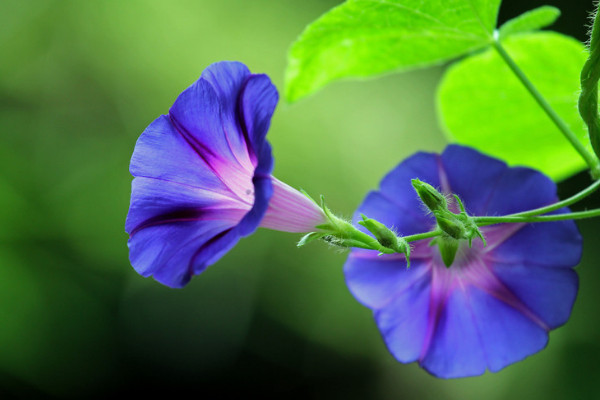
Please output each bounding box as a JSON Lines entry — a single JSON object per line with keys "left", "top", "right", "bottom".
{"left": 403, "top": 229, "right": 441, "bottom": 243}
{"left": 509, "top": 179, "right": 600, "bottom": 217}
{"left": 474, "top": 208, "right": 600, "bottom": 225}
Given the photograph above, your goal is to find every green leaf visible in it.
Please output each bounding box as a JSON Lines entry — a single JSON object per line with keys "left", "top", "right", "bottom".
{"left": 297, "top": 232, "right": 326, "bottom": 247}
{"left": 498, "top": 6, "right": 561, "bottom": 38}
{"left": 285, "top": 0, "right": 502, "bottom": 102}
{"left": 438, "top": 32, "right": 590, "bottom": 181}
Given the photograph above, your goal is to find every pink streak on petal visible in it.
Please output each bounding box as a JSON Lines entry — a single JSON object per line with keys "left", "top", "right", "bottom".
{"left": 436, "top": 155, "right": 451, "bottom": 195}
{"left": 259, "top": 177, "right": 327, "bottom": 233}
{"left": 465, "top": 258, "right": 549, "bottom": 332}
{"left": 209, "top": 156, "right": 256, "bottom": 206}
{"left": 419, "top": 236, "right": 549, "bottom": 360}
{"left": 480, "top": 223, "right": 525, "bottom": 252}
{"left": 420, "top": 259, "right": 449, "bottom": 361}
{"left": 223, "top": 126, "right": 255, "bottom": 172}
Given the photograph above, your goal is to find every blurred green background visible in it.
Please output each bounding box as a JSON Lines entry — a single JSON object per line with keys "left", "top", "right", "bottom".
{"left": 2, "top": 0, "right": 600, "bottom": 398}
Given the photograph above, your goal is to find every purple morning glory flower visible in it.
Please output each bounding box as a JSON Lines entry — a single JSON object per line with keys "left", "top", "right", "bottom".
{"left": 126, "top": 61, "right": 326, "bottom": 288}
{"left": 344, "top": 145, "right": 582, "bottom": 378}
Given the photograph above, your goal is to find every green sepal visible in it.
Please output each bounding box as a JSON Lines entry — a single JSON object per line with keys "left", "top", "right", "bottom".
{"left": 314, "top": 223, "right": 334, "bottom": 231}
{"left": 453, "top": 195, "right": 466, "bottom": 213}
{"left": 297, "top": 232, "right": 326, "bottom": 247}
{"left": 299, "top": 188, "right": 319, "bottom": 205}
{"left": 474, "top": 229, "right": 487, "bottom": 247}
{"left": 319, "top": 195, "right": 335, "bottom": 221}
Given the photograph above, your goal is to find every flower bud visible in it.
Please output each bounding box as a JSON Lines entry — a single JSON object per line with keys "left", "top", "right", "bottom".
{"left": 358, "top": 214, "right": 411, "bottom": 264}
{"left": 434, "top": 211, "right": 467, "bottom": 240}
{"left": 322, "top": 235, "right": 376, "bottom": 250}
{"left": 358, "top": 215, "right": 398, "bottom": 248}
{"left": 436, "top": 235, "right": 460, "bottom": 268}
{"left": 411, "top": 179, "right": 447, "bottom": 212}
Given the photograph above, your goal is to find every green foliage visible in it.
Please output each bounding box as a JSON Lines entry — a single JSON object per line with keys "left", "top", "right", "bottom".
{"left": 438, "top": 32, "right": 590, "bottom": 181}
{"left": 498, "top": 6, "right": 561, "bottom": 38}
{"left": 285, "top": 0, "right": 501, "bottom": 102}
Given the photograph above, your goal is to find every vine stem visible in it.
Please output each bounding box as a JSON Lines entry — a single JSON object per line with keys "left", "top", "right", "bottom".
{"left": 510, "top": 179, "right": 600, "bottom": 217}
{"left": 492, "top": 33, "right": 600, "bottom": 178}
{"left": 474, "top": 208, "right": 600, "bottom": 225}
{"left": 403, "top": 230, "right": 441, "bottom": 243}
{"left": 383, "top": 180, "right": 600, "bottom": 246}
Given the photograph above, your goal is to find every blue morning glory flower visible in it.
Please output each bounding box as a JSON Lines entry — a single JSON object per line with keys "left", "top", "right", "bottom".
{"left": 126, "top": 61, "right": 326, "bottom": 288}
{"left": 344, "top": 145, "right": 582, "bottom": 378}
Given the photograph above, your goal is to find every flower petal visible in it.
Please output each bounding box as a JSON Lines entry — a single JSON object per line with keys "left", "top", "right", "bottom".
{"left": 201, "top": 61, "right": 251, "bottom": 131}
{"left": 239, "top": 74, "right": 279, "bottom": 161}
{"left": 490, "top": 261, "right": 578, "bottom": 329}
{"left": 129, "top": 115, "right": 227, "bottom": 191}
{"left": 128, "top": 219, "right": 234, "bottom": 288}
{"left": 200, "top": 61, "right": 254, "bottom": 165}
{"left": 180, "top": 149, "right": 277, "bottom": 274}
{"left": 233, "top": 171, "right": 273, "bottom": 237}
{"left": 344, "top": 253, "right": 430, "bottom": 309}
{"left": 374, "top": 270, "right": 432, "bottom": 363}
{"left": 420, "top": 289, "right": 487, "bottom": 378}
{"left": 478, "top": 166, "right": 559, "bottom": 216}
{"left": 354, "top": 151, "right": 441, "bottom": 234}
{"left": 169, "top": 73, "right": 256, "bottom": 198}
{"left": 132, "top": 174, "right": 272, "bottom": 289}
{"left": 379, "top": 151, "right": 442, "bottom": 211}
{"left": 440, "top": 145, "right": 561, "bottom": 216}
{"left": 440, "top": 145, "right": 507, "bottom": 215}
{"left": 169, "top": 76, "right": 236, "bottom": 163}
{"left": 466, "top": 286, "right": 548, "bottom": 373}
{"left": 126, "top": 176, "right": 250, "bottom": 286}
{"left": 125, "top": 177, "right": 245, "bottom": 235}
{"left": 487, "top": 218, "right": 582, "bottom": 267}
